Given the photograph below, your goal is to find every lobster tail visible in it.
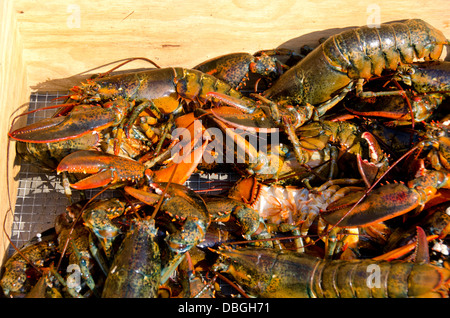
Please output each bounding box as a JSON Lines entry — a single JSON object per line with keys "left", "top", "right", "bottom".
{"left": 404, "top": 19, "right": 447, "bottom": 61}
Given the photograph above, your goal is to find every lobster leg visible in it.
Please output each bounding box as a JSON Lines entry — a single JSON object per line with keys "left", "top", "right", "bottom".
{"left": 206, "top": 84, "right": 356, "bottom": 172}
{"left": 149, "top": 112, "right": 209, "bottom": 184}
{"left": 195, "top": 106, "right": 288, "bottom": 178}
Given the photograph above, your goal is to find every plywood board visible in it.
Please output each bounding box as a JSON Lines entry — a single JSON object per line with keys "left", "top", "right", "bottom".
{"left": 13, "top": 0, "right": 450, "bottom": 90}
{"left": 0, "top": 0, "right": 29, "bottom": 266}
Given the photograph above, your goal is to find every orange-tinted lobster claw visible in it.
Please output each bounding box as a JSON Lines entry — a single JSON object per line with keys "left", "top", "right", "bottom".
{"left": 55, "top": 110, "right": 210, "bottom": 189}
{"left": 56, "top": 150, "right": 147, "bottom": 189}
{"left": 322, "top": 170, "right": 450, "bottom": 228}
{"left": 9, "top": 97, "right": 135, "bottom": 144}
{"left": 9, "top": 105, "right": 119, "bottom": 143}
{"left": 56, "top": 135, "right": 208, "bottom": 189}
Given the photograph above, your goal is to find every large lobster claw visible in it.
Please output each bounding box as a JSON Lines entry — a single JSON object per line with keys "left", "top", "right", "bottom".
{"left": 56, "top": 143, "right": 207, "bottom": 189}
{"left": 124, "top": 183, "right": 211, "bottom": 254}
{"left": 322, "top": 170, "right": 450, "bottom": 227}
{"left": 9, "top": 105, "right": 118, "bottom": 143}
{"left": 56, "top": 110, "right": 210, "bottom": 189}
{"left": 56, "top": 116, "right": 209, "bottom": 189}
{"left": 56, "top": 150, "right": 147, "bottom": 189}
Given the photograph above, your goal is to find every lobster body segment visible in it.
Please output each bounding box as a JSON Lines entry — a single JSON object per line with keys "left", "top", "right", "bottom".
{"left": 4, "top": 19, "right": 450, "bottom": 299}
{"left": 216, "top": 248, "right": 450, "bottom": 298}
{"left": 264, "top": 19, "right": 447, "bottom": 106}
{"left": 102, "top": 219, "right": 161, "bottom": 298}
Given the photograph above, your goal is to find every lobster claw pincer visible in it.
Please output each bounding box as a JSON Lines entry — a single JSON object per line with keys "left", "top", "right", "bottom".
{"left": 124, "top": 183, "right": 211, "bottom": 254}
{"left": 322, "top": 170, "right": 450, "bottom": 227}
{"left": 55, "top": 111, "right": 211, "bottom": 189}
{"left": 9, "top": 105, "right": 118, "bottom": 143}
{"left": 56, "top": 150, "right": 147, "bottom": 189}
{"left": 56, "top": 133, "right": 208, "bottom": 189}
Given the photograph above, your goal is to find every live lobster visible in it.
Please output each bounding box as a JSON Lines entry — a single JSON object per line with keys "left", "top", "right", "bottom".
{"left": 214, "top": 246, "right": 450, "bottom": 298}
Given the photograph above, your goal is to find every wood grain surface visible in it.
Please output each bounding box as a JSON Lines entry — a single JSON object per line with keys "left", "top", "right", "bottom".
{"left": 12, "top": 0, "right": 450, "bottom": 89}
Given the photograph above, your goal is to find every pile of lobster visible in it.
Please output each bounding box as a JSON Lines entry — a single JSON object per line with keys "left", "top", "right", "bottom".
{"left": 2, "top": 19, "right": 450, "bottom": 298}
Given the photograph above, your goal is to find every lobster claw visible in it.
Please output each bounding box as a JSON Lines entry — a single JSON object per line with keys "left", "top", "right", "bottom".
{"left": 9, "top": 105, "right": 117, "bottom": 143}
{"left": 56, "top": 147, "right": 207, "bottom": 190}
{"left": 124, "top": 183, "right": 211, "bottom": 254}
{"left": 322, "top": 183, "right": 422, "bottom": 227}
{"left": 57, "top": 150, "right": 147, "bottom": 189}
{"left": 322, "top": 170, "right": 450, "bottom": 228}
{"left": 56, "top": 115, "right": 209, "bottom": 189}
{"left": 357, "top": 131, "right": 390, "bottom": 187}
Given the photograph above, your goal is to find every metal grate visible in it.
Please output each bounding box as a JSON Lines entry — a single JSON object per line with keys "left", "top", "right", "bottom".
{"left": 8, "top": 92, "right": 239, "bottom": 257}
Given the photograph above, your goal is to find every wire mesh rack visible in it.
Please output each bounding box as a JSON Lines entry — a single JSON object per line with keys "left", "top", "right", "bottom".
{"left": 7, "top": 92, "right": 239, "bottom": 258}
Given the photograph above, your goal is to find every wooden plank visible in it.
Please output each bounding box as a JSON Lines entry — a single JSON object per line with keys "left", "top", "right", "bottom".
{"left": 13, "top": 0, "right": 450, "bottom": 90}
{"left": 0, "top": 1, "right": 29, "bottom": 266}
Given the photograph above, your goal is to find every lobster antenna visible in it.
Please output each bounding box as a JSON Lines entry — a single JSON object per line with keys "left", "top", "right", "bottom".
{"left": 96, "top": 57, "right": 162, "bottom": 79}
{"left": 3, "top": 138, "right": 43, "bottom": 274}
{"left": 66, "top": 57, "right": 162, "bottom": 79}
